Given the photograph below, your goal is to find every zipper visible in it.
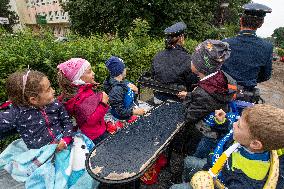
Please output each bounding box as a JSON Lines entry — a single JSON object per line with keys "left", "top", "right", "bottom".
{"left": 40, "top": 109, "right": 55, "bottom": 140}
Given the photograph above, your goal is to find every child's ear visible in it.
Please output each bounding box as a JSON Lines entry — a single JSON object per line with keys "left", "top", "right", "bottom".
{"left": 29, "top": 96, "right": 39, "bottom": 106}
{"left": 250, "top": 140, "right": 263, "bottom": 151}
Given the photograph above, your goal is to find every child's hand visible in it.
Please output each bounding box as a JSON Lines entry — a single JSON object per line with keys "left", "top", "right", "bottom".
{"left": 133, "top": 108, "right": 145, "bottom": 115}
{"left": 101, "top": 92, "right": 109, "bottom": 104}
{"left": 177, "top": 91, "right": 187, "bottom": 100}
{"left": 215, "top": 109, "right": 226, "bottom": 123}
{"left": 128, "top": 83, "right": 138, "bottom": 94}
{"left": 56, "top": 140, "right": 67, "bottom": 152}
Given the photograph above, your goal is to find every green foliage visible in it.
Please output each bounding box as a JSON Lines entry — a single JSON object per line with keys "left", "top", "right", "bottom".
{"left": 272, "top": 27, "right": 284, "bottom": 49}
{"left": 277, "top": 48, "right": 284, "bottom": 57}
{"left": 204, "top": 24, "right": 239, "bottom": 40}
{"left": 184, "top": 39, "right": 199, "bottom": 53}
{"left": 223, "top": 0, "right": 250, "bottom": 25}
{"left": 0, "top": 135, "right": 19, "bottom": 152}
{"left": 0, "top": 20, "right": 198, "bottom": 102}
{"left": 63, "top": 0, "right": 249, "bottom": 40}
{"left": 0, "top": 0, "right": 19, "bottom": 32}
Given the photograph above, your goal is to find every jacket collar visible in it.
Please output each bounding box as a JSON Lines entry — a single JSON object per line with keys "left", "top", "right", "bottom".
{"left": 77, "top": 83, "right": 97, "bottom": 93}
{"left": 238, "top": 30, "right": 257, "bottom": 37}
{"left": 239, "top": 146, "right": 270, "bottom": 161}
{"left": 200, "top": 71, "right": 218, "bottom": 81}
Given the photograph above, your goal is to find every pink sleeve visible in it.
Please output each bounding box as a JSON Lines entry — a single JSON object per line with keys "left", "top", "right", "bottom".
{"left": 61, "top": 137, "right": 72, "bottom": 146}
{"left": 86, "top": 102, "right": 109, "bottom": 127}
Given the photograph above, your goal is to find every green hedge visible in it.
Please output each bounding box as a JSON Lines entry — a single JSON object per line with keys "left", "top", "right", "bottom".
{"left": 277, "top": 48, "right": 284, "bottom": 57}
{"left": 0, "top": 27, "right": 198, "bottom": 102}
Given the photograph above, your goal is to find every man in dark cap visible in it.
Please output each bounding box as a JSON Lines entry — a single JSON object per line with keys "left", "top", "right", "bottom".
{"left": 221, "top": 3, "right": 273, "bottom": 102}
{"left": 151, "top": 22, "right": 199, "bottom": 104}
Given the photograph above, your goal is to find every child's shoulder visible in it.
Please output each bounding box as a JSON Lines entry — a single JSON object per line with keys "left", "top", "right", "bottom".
{"left": 111, "top": 80, "right": 128, "bottom": 90}
{"left": 0, "top": 101, "right": 13, "bottom": 110}
{"left": 46, "top": 99, "right": 64, "bottom": 110}
{"left": 0, "top": 101, "right": 20, "bottom": 120}
{"left": 110, "top": 84, "right": 126, "bottom": 94}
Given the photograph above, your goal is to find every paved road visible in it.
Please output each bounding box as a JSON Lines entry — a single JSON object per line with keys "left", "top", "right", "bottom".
{"left": 0, "top": 170, "right": 24, "bottom": 189}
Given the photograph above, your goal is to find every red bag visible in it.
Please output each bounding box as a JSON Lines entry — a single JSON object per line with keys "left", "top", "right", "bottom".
{"left": 140, "top": 154, "right": 167, "bottom": 185}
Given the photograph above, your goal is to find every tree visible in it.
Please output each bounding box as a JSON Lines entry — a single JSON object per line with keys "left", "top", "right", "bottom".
{"left": 218, "top": 0, "right": 250, "bottom": 25}
{"left": 272, "top": 27, "right": 284, "bottom": 48}
{"left": 63, "top": 0, "right": 249, "bottom": 40}
{"left": 0, "top": 0, "right": 19, "bottom": 32}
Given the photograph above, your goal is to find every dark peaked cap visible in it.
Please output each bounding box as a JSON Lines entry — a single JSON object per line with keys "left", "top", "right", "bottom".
{"left": 243, "top": 3, "right": 272, "bottom": 18}
{"left": 164, "top": 22, "right": 187, "bottom": 36}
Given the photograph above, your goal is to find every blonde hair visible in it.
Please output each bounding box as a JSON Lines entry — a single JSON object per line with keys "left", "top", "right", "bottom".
{"left": 242, "top": 104, "right": 284, "bottom": 151}
{"left": 6, "top": 70, "right": 46, "bottom": 106}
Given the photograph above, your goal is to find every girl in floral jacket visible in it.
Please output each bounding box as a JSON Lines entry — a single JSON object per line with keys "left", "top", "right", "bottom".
{"left": 0, "top": 70, "right": 74, "bottom": 150}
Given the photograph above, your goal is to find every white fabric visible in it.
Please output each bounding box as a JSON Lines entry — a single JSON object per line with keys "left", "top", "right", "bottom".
{"left": 153, "top": 97, "right": 164, "bottom": 105}
{"left": 71, "top": 61, "right": 90, "bottom": 82}
{"left": 72, "top": 79, "right": 86, "bottom": 85}
{"left": 137, "top": 100, "right": 153, "bottom": 112}
{"left": 200, "top": 71, "right": 218, "bottom": 81}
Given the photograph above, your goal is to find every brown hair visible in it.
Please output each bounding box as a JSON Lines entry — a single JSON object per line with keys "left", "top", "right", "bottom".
{"left": 57, "top": 71, "right": 77, "bottom": 99}
{"left": 242, "top": 104, "right": 284, "bottom": 151}
{"left": 165, "top": 35, "right": 183, "bottom": 49}
{"left": 6, "top": 70, "right": 46, "bottom": 106}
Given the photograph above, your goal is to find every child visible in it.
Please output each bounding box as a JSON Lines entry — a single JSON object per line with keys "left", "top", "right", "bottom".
{"left": 171, "top": 104, "right": 284, "bottom": 189}
{"left": 177, "top": 39, "right": 236, "bottom": 158}
{"left": 57, "top": 58, "right": 109, "bottom": 144}
{"left": 0, "top": 70, "right": 73, "bottom": 151}
{"left": 103, "top": 56, "right": 145, "bottom": 122}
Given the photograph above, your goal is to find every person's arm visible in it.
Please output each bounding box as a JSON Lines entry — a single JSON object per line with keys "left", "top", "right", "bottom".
{"left": 57, "top": 101, "right": 74, "bottom": 146}
{"left": 86, "top": 102, "right": 109, "bottom": 126}
{"left": 214, "top": 109, "right": 231, "bottom": 126}
{"left": 183, "top": 69, "right": 199, "bottom": 91}
{"left": 257, "top": 46, "right": 273, "bottom": 83}
{"left": 0, "top": 107, "right": 17, "bottom": 140}
{"left": 185, "top": 88, "right": 218, "bottom": 125}
{"left": 109, "top": 86, "right": 133, "bottom": 119}
{"left": 127, "top": 83, "right": 138, "bottom": 94}
{"left": 85, "top": 91, "right": 109, "bottom": 126}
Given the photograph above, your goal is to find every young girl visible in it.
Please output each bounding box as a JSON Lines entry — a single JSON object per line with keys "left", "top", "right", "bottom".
{"left": 57, "top": 58, "right": 109, "bottom": 144}
{"left": 0, "top": 70, "right": 74, "bottom": 151}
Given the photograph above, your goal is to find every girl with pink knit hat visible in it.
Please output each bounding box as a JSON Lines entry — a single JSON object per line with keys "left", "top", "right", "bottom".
{"left": 57, "top": 58, "right": 110, "bottom": 144}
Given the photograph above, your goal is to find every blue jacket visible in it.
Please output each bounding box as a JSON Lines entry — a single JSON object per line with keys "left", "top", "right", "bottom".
{"left": 0, "top": 100, "right": 74, "bottom": 149}
{"left": 103, "top": 77, "right": 135, "bottom": 120}
{"left": 220, "top": 148, "right": 270, "bottom": 189}
{"left": 204, "top": 138, "right": 271, "bottom": 189}
{"left": 222, "top": 30, "right": 273, "bottom": 88}
{"left": 278, "top": 155, "right": 284, "bottom": 189}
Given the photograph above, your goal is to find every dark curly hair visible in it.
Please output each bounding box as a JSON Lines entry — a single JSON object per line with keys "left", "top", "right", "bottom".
{"left": 6, "top": 70, "right": 46, "bottom": 107}
{"left": 241, "top": 15, "right": 264, "bottom": 30}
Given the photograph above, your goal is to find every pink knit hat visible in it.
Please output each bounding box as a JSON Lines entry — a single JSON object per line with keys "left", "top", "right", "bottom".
{"left": 57, "top": 58, "right": 90, "bottom": 82}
